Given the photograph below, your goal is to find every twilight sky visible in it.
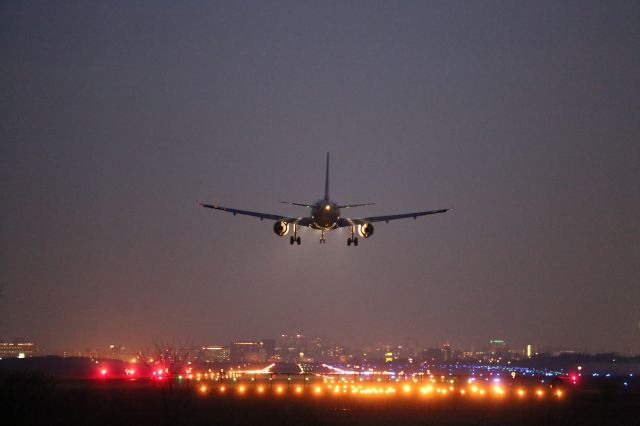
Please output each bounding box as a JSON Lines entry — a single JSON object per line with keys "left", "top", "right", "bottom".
{"left": 1, "top": 1, "right": 639, "bottom": 354}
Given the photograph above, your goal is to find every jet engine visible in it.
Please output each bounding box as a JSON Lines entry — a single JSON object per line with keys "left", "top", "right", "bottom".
{"left": 357, "top": 223, "right": 374, "bottom": 238}
{"left": 273, "top": 221, "right": 290, "bottom": 236}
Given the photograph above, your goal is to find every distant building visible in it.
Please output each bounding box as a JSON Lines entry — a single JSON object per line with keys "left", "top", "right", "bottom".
{"left": 488, "top": 339, "right": 510, "bottom": 360}
{"left": 277, "top": 333, "right": 307, "bottom": 362}
{"left": 230, "top": 341, "right": 265, "bottom": 363}
{"left": 200, "top": 346, "right": 231, "bottom": 363}
{"left": 307, "top": 337, "right": 324, "bottom": 362}
{"left": 107, "top": 344, "right": 128, "bottom": 360}
{"left": 261, "top": 339, "right": 276, "bottom": 360}
{"left": 442, "top": 344, "right": 452, "bottom": 362}
{"left": 0, "top": 341, "right": 35, "bottom": 359}
{"left": 422, "top": 347, "right": 444, "bottom": 364}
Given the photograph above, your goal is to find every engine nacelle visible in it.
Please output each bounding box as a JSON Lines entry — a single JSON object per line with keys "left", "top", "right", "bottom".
{"left": 273, "top": 221, "right": 290, "bottom": 236}
{"left": 357, "top": 223, "right": 374, "bottom": 238}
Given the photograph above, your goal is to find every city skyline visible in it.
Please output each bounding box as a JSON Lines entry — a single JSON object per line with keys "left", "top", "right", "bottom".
{"left": 3, "top": 330, "right": 634, "bottom": 361}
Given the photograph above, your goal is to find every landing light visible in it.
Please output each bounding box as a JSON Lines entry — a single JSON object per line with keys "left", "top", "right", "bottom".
{"left": 325, "top": 204, "right": 331, "bottom": 210}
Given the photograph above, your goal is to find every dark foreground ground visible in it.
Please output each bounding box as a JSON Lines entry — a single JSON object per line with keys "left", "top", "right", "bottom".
{"left": 2, "top": 376, "right": 638, "bottom": 426}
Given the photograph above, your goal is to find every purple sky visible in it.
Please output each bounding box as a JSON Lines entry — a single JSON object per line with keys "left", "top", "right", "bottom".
{"left": 1, "top": 1, "right": 639, "bottom": 354}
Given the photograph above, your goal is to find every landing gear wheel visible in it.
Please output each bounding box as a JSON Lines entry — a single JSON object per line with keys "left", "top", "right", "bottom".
{"left": 289, "top": 236, "right": 294, "bottom": 245}
{"left": 347, "top": 238, "right": 352, "bottom": 246}
{"left": 296, "top": 237, "right": 301, "bottom": 245}
{"left": 354, "top": 237, "right": 359, "bottom": 246}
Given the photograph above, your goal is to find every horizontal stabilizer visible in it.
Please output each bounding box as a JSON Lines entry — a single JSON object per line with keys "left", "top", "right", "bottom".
{"left": 335, "top": 203, "right": 376, "bottom": 209}
{"left": 279, "top": 201, "right": 314, "bottom": 208}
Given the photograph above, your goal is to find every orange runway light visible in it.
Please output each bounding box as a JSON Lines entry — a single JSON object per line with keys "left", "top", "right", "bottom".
{"left": 199, "top": 385, "right": 207, "bottom": 394}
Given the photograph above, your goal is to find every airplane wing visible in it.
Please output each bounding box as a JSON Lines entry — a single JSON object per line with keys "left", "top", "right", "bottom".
{"left": 199, "top": 202, "right": 314, "bottom": 226}
{"left": 336, "top": 208, "right": 450, "bottom": 227}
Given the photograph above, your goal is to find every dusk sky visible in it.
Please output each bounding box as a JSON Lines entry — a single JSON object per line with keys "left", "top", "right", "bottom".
{"left": 1, "top": 1, "right": 639, "bottom": 354}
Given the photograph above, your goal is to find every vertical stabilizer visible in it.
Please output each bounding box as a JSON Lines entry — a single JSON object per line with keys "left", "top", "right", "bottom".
{"left": 324, "top": 152, "right": 330, "bottom": 200}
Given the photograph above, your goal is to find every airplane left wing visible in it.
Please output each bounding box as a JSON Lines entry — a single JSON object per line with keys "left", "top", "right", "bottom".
{"left": 336, "top": 208, "right": 450, "bottom": 227}
{"left": 199, "top": 202, "right": 313, "bottom": 226}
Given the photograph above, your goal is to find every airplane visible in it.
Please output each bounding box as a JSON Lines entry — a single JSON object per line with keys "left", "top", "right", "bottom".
{"left": 199, "top": 153, "right": 450, "bottom": 246}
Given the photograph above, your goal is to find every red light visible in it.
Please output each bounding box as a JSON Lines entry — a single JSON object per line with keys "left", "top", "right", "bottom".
{"left": 100, "top": 369, "right": 107, "bottom": 376}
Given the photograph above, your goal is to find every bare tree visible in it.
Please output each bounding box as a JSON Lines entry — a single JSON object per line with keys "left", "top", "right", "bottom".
{"left": 139, "top": 340, "right": 193, "bottom": 426}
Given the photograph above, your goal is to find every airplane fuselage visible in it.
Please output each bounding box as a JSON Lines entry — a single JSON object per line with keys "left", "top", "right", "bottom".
{"left": 310, "top": 199, "right": 341, "bottom": 230}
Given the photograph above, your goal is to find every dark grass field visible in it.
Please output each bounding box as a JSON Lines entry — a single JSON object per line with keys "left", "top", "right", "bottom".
{"left": 2, "top": 376, "right": 638, "bottom": 426}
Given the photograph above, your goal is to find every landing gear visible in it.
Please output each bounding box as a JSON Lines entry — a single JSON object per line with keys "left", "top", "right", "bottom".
{"left": 320, "top": 230, "right": 326, "bottom": 244}
{"left": 347, "top": 225, "right": 358, "bottom": 247}
{"left": 289, "top": 236, "right": 301, "bottom": 245}
{"left": 290, "top": 225, "right": 301, "bottom": 245}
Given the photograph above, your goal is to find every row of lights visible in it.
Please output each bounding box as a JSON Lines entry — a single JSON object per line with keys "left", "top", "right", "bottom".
{"left": 198, "top": 383, "right": 564, "bottom": 399}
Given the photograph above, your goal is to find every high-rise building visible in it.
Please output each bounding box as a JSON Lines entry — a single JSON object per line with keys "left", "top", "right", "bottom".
{"left": 261, "top": 339, "right": 276, "bottom": 360}
{"left": 442, "top": 344, "right": 452, "bottom": 362}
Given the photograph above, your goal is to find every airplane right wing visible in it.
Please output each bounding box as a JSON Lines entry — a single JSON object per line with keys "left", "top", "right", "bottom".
{"left": 336, "top": 208, "right": 450, "bottom": 227}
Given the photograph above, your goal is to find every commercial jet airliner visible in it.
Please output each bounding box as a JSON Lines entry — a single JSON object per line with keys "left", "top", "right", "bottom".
{"left": 199, "top": 153, "right": 450, "bottom": 245}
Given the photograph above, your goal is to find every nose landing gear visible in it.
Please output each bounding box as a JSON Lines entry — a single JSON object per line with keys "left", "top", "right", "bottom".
{"left": 320, "top": 229, "right": 326, "bottom": 244}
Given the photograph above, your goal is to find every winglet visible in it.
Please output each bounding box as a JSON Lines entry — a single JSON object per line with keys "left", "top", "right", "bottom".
{"left": 324, "top": 152, "right": 330, "bottom": 200}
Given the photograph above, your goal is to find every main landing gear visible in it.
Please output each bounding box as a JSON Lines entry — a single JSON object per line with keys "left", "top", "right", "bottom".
{"left": 347, "top": 225, "right": 358, "bottom": 246}
{"left": 289, "top": 225, "right": 301, "bottom": 245}
{"left": 289, "top": 236, "right": 301, "bottom": 245}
